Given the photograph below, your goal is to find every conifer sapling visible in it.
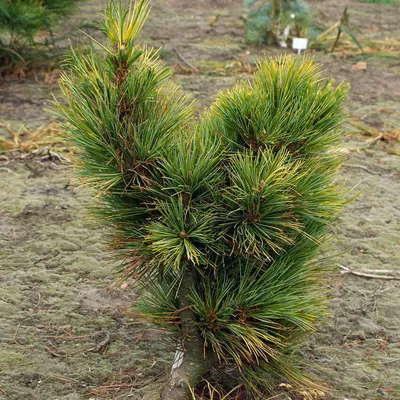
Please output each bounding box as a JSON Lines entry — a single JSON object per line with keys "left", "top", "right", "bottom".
{"left": 0, "top": 0, "right": 83, "bottom": 70}
{"left": 55, "top": 1, "right": 349, "bottom": 398}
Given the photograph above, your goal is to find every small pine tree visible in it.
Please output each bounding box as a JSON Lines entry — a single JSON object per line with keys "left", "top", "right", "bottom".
{"left": 0, "top": 0, "right": 82, "bottom": 70}
{"left": 55, "top": 1, "right": 349, "bottom": 398}
{"left": 244, "top": 0, "right": 311, "bottom": 46}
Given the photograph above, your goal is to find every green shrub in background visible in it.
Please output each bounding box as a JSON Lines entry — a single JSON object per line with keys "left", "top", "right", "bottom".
{"left": 55, "top": 1, "right": 349, "bottom": 398}
{"left": 244, "top": 0, "right": 311, "bottom": 46}
{"left": 0, "top": 0, "right": 82, "bottom": 72}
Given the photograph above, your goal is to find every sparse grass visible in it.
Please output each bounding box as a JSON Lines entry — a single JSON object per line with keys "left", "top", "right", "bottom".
{"left": 357, "top": 0, "right": 398, "bottom": 4}
{"left": 347, "top": 119, "right": 400, "bottom": 154}
{"left": 314, "top": 37, "right": 400, "bottom": 56}
{"left": 0, "top": 122, "right": 65, "bottom": 153}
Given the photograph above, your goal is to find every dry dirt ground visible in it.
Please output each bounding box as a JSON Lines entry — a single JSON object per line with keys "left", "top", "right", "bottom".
{"left": 0, "top": 0, "right": 399, "bottom": 399}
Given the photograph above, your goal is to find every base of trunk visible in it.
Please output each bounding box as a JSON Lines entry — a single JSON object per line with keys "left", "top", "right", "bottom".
{"left": 160, "top": 336, "right": 214, "bottom": 400}
{"left": 160, "top": 366, "right": 190, "bottom": 400}
{"left": 160, "top": 269, "right": 215, "bottom": 399}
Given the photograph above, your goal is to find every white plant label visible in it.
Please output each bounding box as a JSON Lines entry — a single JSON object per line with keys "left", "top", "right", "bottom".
{"left": 292, "top": 38, "right": 308, "bottom": 55}
{"left": 171, "top": 340, "right": 184, "bottom": 370}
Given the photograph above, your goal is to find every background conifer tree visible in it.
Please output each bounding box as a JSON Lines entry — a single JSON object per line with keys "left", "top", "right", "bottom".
{"left": 0, "top": 0, "right": 83, "bottom": 70}
{"left": 55, "top": 1, "right": 349, "bottom": 398}
{"left": 244, "top": 0, "right": 311, "bottom": 45}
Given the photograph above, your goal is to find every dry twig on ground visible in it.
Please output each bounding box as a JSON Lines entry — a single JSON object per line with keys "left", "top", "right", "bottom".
{"left": 339, "top": 265, "right": 400, "bottom": 280}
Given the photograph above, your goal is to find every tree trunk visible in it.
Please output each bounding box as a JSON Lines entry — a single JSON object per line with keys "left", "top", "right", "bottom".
{"left": 160, "top": 269, "right": 214, "bottom": 400}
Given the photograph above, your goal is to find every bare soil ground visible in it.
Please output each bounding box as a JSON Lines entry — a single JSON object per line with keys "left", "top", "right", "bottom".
{"left": 0, "top": 0, "right": 399, "bottom": 399}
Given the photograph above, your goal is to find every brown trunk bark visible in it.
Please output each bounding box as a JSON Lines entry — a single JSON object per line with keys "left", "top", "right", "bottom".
{"left": 160, "top": 269, "right": 215, "bottom": 400}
